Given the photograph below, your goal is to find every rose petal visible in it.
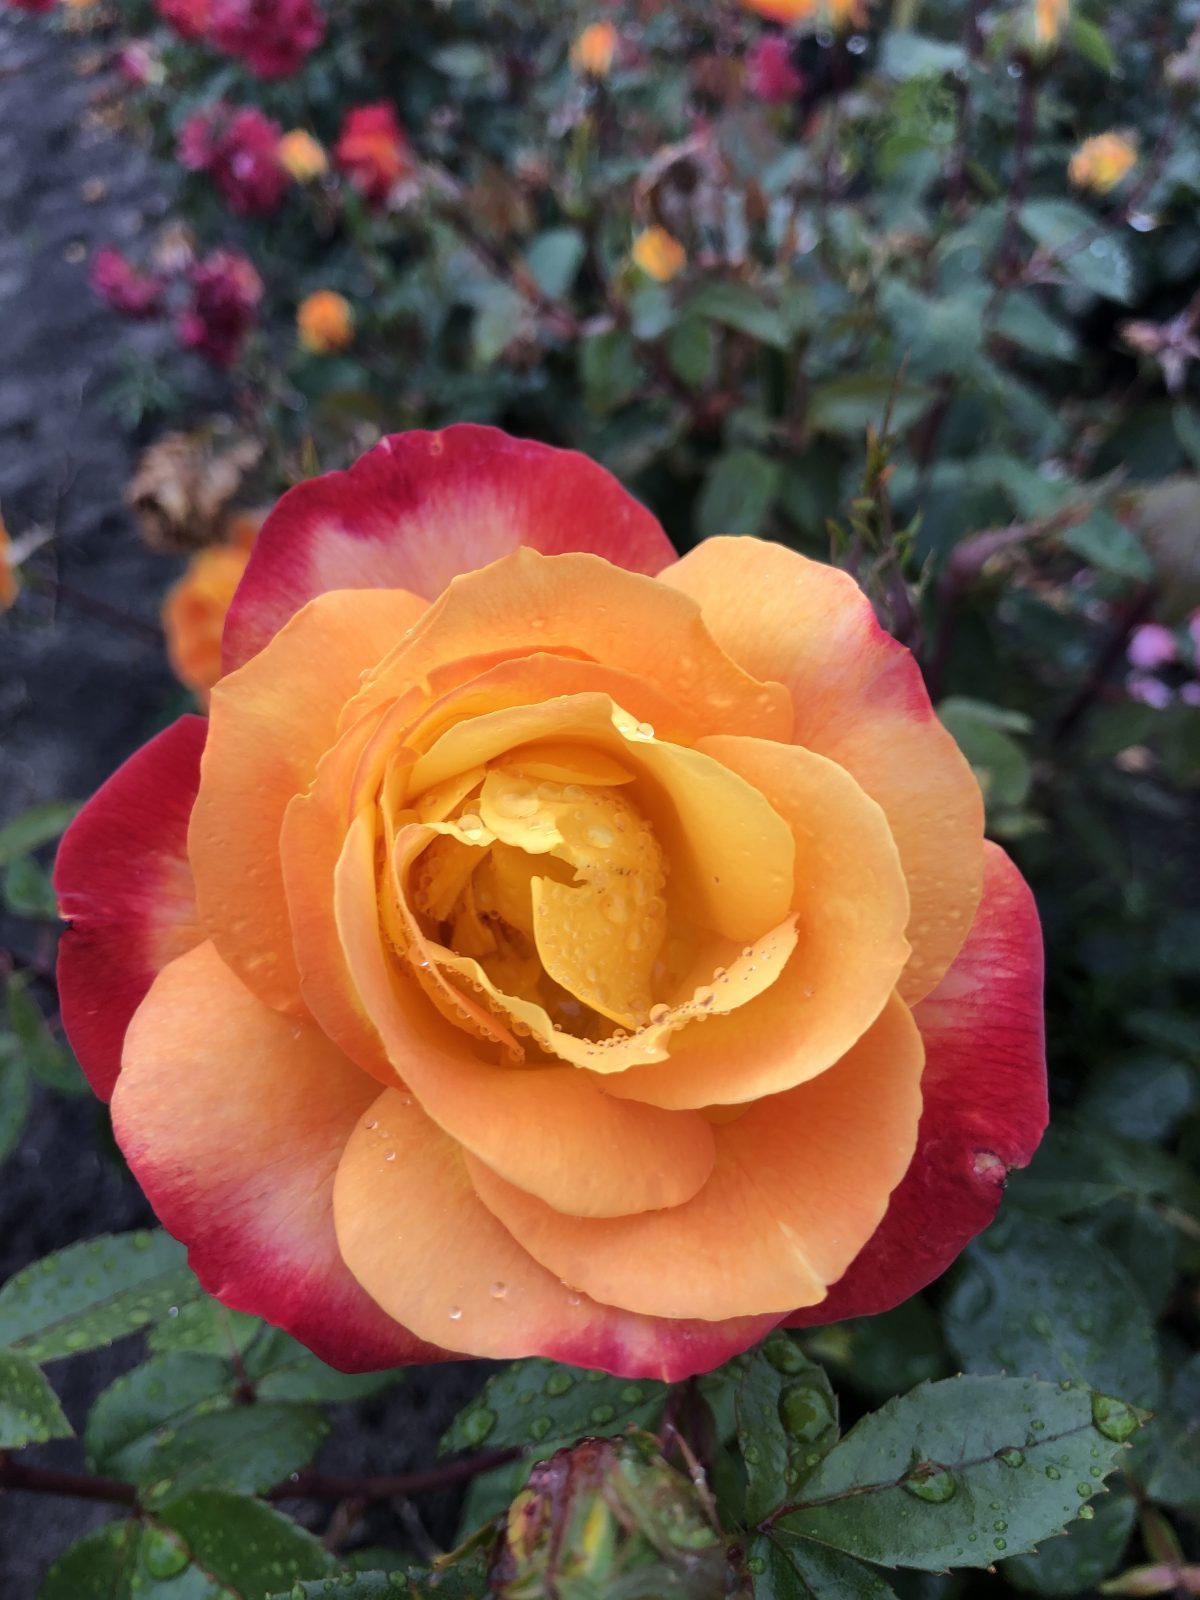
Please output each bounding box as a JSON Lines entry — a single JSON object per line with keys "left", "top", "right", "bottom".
{"left": 113, "top": 941, "right": 440, "bottom": 1371}
{"left": 788, "top": 843, "right": 1047, "bottom": 1325}
{"left": 334, "top": 1087, "right": 778, "bottom": 1379}
{"left": 224, "top": 426, "right": 678, "bottom": 670}
{"left": 55, "top": 717, "right": 207, "bottom": 1101}
{"left": 467, "top": 994, "right": 924, "bottom": 1321}
{"left": 190, "top": 588, "right": 427, "bottom": 1013}
{"left": 662, "top": 538, "right": 984, "bottom": 1002}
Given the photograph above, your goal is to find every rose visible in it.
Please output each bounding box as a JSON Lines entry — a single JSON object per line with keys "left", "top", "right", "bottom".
{"left": 334, "top": 104, "right": 411, "bottom": 208}
{"left": 55, "top": 426, "right": 1047, "bottom": 1380}
{"left": 207, "top": 0, "right": 324, "bottom": 80}
{"left": 89, "top": 247, "right": 166, "bottom": 320}
{"left": 177, "top": 249, "right": 262, "bottom": 368}
{"left": 162, "top": 514, "right": 260, "bottom": 704}
{"left": 177, "top": 106, "right": 289, "bottom": 219}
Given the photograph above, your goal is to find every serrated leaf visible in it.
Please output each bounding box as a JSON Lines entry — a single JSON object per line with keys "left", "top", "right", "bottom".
{"left": 738, "top": 1332, "right": 838, "bottom": 1524}
{"left": 685, "top": 281, "right": 789, "bottom": 349}
{"left": 1004, "top": 1489, "right": 1135, "bottom": 1595}
{"left": 0, "top": 801, "right": 78, "bottom": 869}
{"left": 994, "top": 292, "right": 1079, "bottom": 362}
{"left": 807, "top": 376, "right": 934, "bottom": 438}
{"left": 38, "top": 1519, "right": 234, "bottom": 1599}
{"left": 0, "top": 1044, "right": 31, "bottom": 1167}
{"left": 747, "top": 1533, "right": 897, "bottom": 1598}
{"left": 87, "top": 1352, "right": 233, "bottom": 1477}
{"left": 276, "top": 1580, "right": 407, "bottom": 1600}
{"left": 140, "top": 1402, "right": 328, "bottom": 1507}
{"left": 0, "top": 1348, "right": 72, "bottom": 1447}
{"left": 1006, "top": 1116, "right": 1200, "bottom": 1219}
{"left": 439, "top": 1358, "right": 669, "bottom": 1457}
{"left": 696, "top": 450, "right": 781, "bottom": 540}
{"left": 243, "top": 1326, "right": 398, "bottom": 1402}
{"left": 1019, "top": 201, "right": 1134, "bottom": 303}
{"left": 775, "top": 1376, "right": 1135, "bottom": 1571}
{"left": 942, "top": 1214, "right": 1162, "bottom": 1407}
{"left": 0, "top": 1231, "right": 200, "bottom": 1360}
{"left": 1064, "top": 512, "right": 1152, "bottom": 580}
{"left": 148, "top": 1297, "right": 261, "bottom": 1357}
{"left": 158, "top": 1492, "right": 331, "bottom": 1595}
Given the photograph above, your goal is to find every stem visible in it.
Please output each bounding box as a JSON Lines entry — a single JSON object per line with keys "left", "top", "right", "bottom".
{"left": 25, "top": 574, "right": 163, "bottom": 646}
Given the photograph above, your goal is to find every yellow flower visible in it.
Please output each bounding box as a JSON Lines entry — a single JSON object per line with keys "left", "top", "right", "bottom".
{"left": 1034, "top": 0, "right": 1069, "bottom": 46}
{"left": 741, "top": 0, "right": 867, "bottom": 28}
{"left": 1069, "top": 132, "right": 1138, "bottom": 195}
{"left": 297, "top": 290, "right": 355, "bottom": 355}
{"left": 0, "top": 509, "right": 17, "bottom": 614}
{"left": 570, "top": 21, "right": 619, "bottom": 78}
{"left": 278, "top": 130, "right": 329, "bottom": 184}
{"left": 632, "top": 227, "right": 686, "bottom": 283}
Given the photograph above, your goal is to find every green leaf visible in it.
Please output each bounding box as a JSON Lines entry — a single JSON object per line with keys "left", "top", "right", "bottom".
{"left": 38, "top": 1522, "right": 144, "bottom": 1600}
{"left": 1068, "top": 15, "right": 1118, "bottom": 73}
{"left": 696, "top": 450, "right": 781, "bottom": 540}
{"left": 942, "top": 1215, "right": 1162, "bottom": 1407}
{"left": 580, "top": 328, "right": 645, "bottom": 413}
{"left": 938, "top": 698, "right": 1033, "bottom": 812}
{"left": 1003, "top": 1490, "right": 1135, "bottom": 1595}
{"left": 994, "top": 293, "right": 1079, "bottom": 362}
{"left": 0, "top": 801, "right": 78, "bottom": 869}
{"left": 3, "top": 854, "right": 59, "bottom": 919}
{"left": 243, "top": 1326, "right": 398, "bottom": 1402}
{"left": 801, "top": 1299, "right": 948, "bottom": 1406}
{"left": 877, "top": 281, "right": 987, "bottom": 379}
{"left": 775, "top": 1376, "right": 1137, "bottom": 1570}
{"left": 278, "top": 1580, "right": 408, "bottom": 1600}
{"left": 5, "top": 976, "right": 86, "bottom": 1095}
{"left": 746, "top": 1534, "right": 897, "bottom": 1598}
{"left": 685, "top": 281, "right": 789, "bottom": 349}
{"left": 439, "top": 1358, "right": 669, "bottom": 1457}
{"left": 1006, "top": 1116, "right": 1200, "bottom": 1219}
{"left": 148, "top": 1297, "right": 261, "bottom": 1358}
{"left": 525, "top": 227, "right": 585, "bottom": 300}
{"left": 666, "top": 318, "right": 718, "bottom": 388}
{"left": 0, "top": 1348, "right": 72, "bottom": 1447}
{"left": 0, "top": 1231, "right": 199, "bottom": 1360}
{"left": 1172, "top": 404, "right": 1200, "bottom": 470}
{"left": 157, "top": 1492, "right": 331, "bottom": 1595}
{"left": 737, "top": 1332, "right": 838, "bottom": 1524}
{"left": 0, "top": 1043, "right": 31, "bottom": 1167}
{"left": 807, "top": 376, "right": 934, "bottom": 439}
{"left": 1019, "top": 202, "right": 1135, "bottom": 303}
{"left": 86, "top": 1353, "right": 233, "bottom": 1477}
{"left": 880, "top": 32, "right": 967, "bottom": 79}
{"left": 140, "top": 1402, "right": 328, "bottom": 1507}
{"left": 1141, "top": 1353, "right": 1200, "bottom": 1513}
{"left": 1063, "top": 511, "right": 1152, "bottom": 580}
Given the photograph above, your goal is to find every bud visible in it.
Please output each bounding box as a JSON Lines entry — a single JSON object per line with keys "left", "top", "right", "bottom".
{"left": 1069, "top": 132, "right": 1137, "bottom": 195}
{"left": 297, "top": 289, "right": 355, "bottom": 354}
{"left": 632, "top": 225, "right": 687, "bottom": 283}
{"left": 1033, "top": 0, "right": 1069, "bottom": 48}
{"left": 570, "top": 21, "right": 618, "bottom": 78}
{"left": 492, "top": 1435, "right": 736, "bottom": 1600}
{"left": 279, "top": 128, "right": 328, "bottom": 182}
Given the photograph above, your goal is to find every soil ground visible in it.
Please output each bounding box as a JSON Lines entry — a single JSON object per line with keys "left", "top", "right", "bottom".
{"left": 0, "top": 17, "right": 480, "bottom": 1593}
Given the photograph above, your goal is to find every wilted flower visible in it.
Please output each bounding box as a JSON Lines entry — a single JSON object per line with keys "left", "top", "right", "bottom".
{"left": 163, "top": 516, "right": 260, "bottom": 706}
{"left": 178, "top": 249, "right": 263, "bottom": 368}
{"left": 156, "top": 0, "right": 210, "bottom": 40}
{"left": 279, "top": 129, "right": 328, "bottom": 183}
{"left": 570, "top": 21, "right": 618, "bottom": 78}
{"left": 335, "top": 103, "right": 412, "bottom": 207}
{"left": 297, "top": 290, "right": 355, "bottom": 354}
{"left": 89, "top": 247, "right": 166, "bottom": 320}
{"left": 126, "top": 429, "right": 263, "bottom": 551}
{"left": 632, "top": 226, "right": 687, "bottom": 282}
{"left": 178, "top": 105, "right": 289, "bottom": 218}
{"left": 207, "top": 0, "right": 325, "bottom": 79}
{"left": 747, "top": 34, "right": 804, "bottom": 103}
{"left": 1069, "top": 132, "right": 1137, "bottom": 194}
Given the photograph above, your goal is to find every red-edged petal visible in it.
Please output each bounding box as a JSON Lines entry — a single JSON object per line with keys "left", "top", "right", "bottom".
{"left": 113, "top": 941, "right": 444, "bottom": 1372}
{"left": 788, "top": 843, "right": 1047, "bottom": 1326}
{"left": 224, "top": 425, "right": 677, "bottom": 670}
{"left": 54, "top": 717, "right": 207, "bottom": 1101}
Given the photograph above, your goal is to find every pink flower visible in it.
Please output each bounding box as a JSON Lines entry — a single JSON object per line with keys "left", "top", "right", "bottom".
{"left": 179, "top": 249, "right": 263, "bottom": 368}
{"left": 1188, "top": 609, "right": 1200, "bottom": 659}
{"left": 335, "top": 103, "right": 411, "bottom": 207}
{"left": 7, "top": 0, "right": 57, "bottom": 13}
{"left": 747, "top": 35, "right": 804, "bottom": 104}
{"left": 116, "top": 42, "right": 161, "bottom": 88}
{"left": 89, "top": 248, "right": 167, "bottom": 320}
{"left": 178, "top": 106, "right": 289, "bottom": 218}
{"left": 156, "top": 0, "right": 210, "bottom": 39}
{"left": 1181, "top": 682, "right": 1200, "bottom": 707}
{"left": 1126, "top": 673, "right": 1173, "bottom": 710}
{"left": 207, "top": 0, "right": 325, "bottom": 79}
{"left": 1126, "top": 623, "right": 1178, "bottom": 672}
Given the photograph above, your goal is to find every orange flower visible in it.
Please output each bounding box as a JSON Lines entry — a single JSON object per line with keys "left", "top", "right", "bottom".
{"left": 0, "top": 509, "right": 18, "bottom": 614}
{"left": 1033, "top": 0, "right": 1069, "bottom": 46}
{"left": 1069, "top": 132, "right": 1137, "bottom": 195}
{"left": 297, "top": 290, "right": 355, "bottom": 354}
{"left": 632, "top": 226, "right": 686, "bottom": 282}
{"left": 278, "top": 129, "right": 328, "bottom": 182}
{"left": 570, "top": 21, "right": 618, "bottom": 77}
{"left": 741, "top": 0, "right": 867, "bottom": 28}
{"left": 161, "top": 516, "right": 259, "bottom": 705}
{"left": 56, "top": 426, "right": 1047, "bottom": 1381}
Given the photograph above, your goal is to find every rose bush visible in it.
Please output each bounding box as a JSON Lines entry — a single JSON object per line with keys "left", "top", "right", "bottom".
{"left": 54, "top": 425, "right": 1046, "bottom": 1381}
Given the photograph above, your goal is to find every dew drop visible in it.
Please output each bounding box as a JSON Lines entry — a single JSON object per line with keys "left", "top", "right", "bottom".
{"left": 996, "top": 1448, "right": 1025, "bottom": 1468}
{"left": 902, "top": 1466, "right": 957, "bottom": 1503}
{"left": 448, "top": 1306, "right": 463, "bottom": 1322}
{"left": 460, "top": 1407, "right": 497, "bottom": 1447}
{"left": 694, "top": 986, "right": 716, "bottom": 1009}
{"left": 1078, "top": 1504, "right": 1095, "bottom": 1521}
{"left": 648, "top": 1003, "right": 671, "bottom": 1025}
{"left": 530, "top": 1415, "right": 553, "bottom": 1441}
{"left": 1091, "top": 1393, "right": 1139, "bottom": 1443}
{"left": 544, "top": 1370, "right": 575, "bottom": 1397}
{"left": 1045, "top": 1466, "right": 1061, "bottom": 1481}
{"left": 489, "top": 1281, "right": 509, "bottom": 1300}
{"left": 384, "top": 1150, "right": 397, "bottom": 1163}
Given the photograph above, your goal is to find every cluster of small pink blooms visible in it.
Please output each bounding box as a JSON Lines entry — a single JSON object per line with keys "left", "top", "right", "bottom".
{"left": 178, "top": 105, "right": 288, "bottom": 218}
{"left": 89, "top": 248, "right": 168, "bottom": 319}
{"left": 207, "top": 0, "right": 324, "bottom": 78}
{"left": 178, "top": 249, "right": 264, "bottom": 368}
{"left": 1126, "top": 616, "right": 1200, "bottom": 709}
{"left": 747, "top": 35, "right": 804, "bottom": 103}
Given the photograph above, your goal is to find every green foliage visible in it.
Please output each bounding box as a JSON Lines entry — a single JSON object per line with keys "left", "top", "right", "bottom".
{"left": 439, "top": 1356, "right": 669, "bottom": 1456}
{"left": 0, "top": 1348, "right": 72, "bottom": 1448}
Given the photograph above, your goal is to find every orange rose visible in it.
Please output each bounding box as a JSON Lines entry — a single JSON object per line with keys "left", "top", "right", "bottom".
{"left": 570, "top": 21, "right": 618, "bottom": 77}
{"left": 55, "top": 427, "right": 1046, "bottom": 1379}
{"left": 161, "top": 514, "right": 259, "bottom": 704}
{"left": 632, "top": 226, "right": 687, "bottom": 283}
{"left": 278, "top": 128, "right": 329, "bottom": 183}
{"left": 297, "top": 289, "right": 355, "bottom": 354}
{"left": 741, "top": 0, "right": 868, "bottom": 28}
{"left": 1069, "top": 132, "right": 1138, "bottom": 195}
{"left": 0, "top": 508, "right": 18, "bottom": 613}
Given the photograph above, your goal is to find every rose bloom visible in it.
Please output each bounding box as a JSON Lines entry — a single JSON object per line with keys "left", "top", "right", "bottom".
{"left": 156, "top": 0, "right": 209, "bottom": 40}
{"left": 55, "top": 426, "right": 1047, "bottom": 1379}
{"left": 162, "top": 515, "right": 260, "bottom": 705}
{"left": 570, "top": 21, "right": 618, "bottom": 78}
{"left": 279, "top": 129, "right": 328, "bottom": 183}
{"left": 178, "top": 106, "right": 289, "bottom": 219}
{"left": 1069, "top": 132, "right": 1138, "bottom": 195}
{"left": 208, "top": 0, "right": 324, "bottom": 79}
{"left": 632, "top": 226, "right": 687, "bottom": 283}
{"left": 297, "top": 290, "right": 355, "bottom": 355}
{"left": 741, "top": 0, "right": 867, "bottom": 28}
{"left": 747, "top": 35, "right": 804, "bottom": 103}
{"left": 6, "top": 0, "right": 56, "bottom": 12}
{"left": 89, "top": 247, "right": 166, "bottom": 320}
{"left": 335, "top": 103, "right": 411, "bottom": 208}
{"left": 178, "top": 248, "right": 263, "bottom": 368}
